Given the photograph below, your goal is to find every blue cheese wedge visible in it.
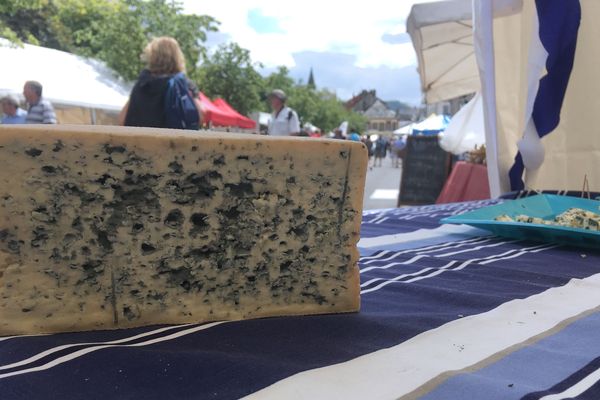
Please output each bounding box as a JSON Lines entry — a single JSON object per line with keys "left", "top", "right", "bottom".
{"left": 0, "top": 125, "right": 367, "bottom": 335}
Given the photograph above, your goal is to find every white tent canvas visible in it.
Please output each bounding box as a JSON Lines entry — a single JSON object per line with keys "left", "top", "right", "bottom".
{"left": 0, "top": 39, "right": 130, "bottom": 124}
{"left": 440, "top": 92, "right": 485, "bottom": 155}
{"left": 394, "top": 124, "right": 414, "bottom": 135}
{"left": 406, "top": 0, "right": 478, "bottom": 104}
{"left": 411, "top": 113, "right": 450, "bottom": 134}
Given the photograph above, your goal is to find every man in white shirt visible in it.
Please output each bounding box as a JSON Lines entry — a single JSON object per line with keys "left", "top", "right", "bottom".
{"left": 267, "top": 89, "right": 300, "bottom": 136}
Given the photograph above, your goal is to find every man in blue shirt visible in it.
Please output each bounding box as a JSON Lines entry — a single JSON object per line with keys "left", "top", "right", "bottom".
{"left": 1, "top": 94, "right": 27, "bottom": 124}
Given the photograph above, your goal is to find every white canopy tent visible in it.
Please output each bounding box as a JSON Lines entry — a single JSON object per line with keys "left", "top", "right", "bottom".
{"left": 393, "top": 124, "right": 414, "bottom": 135}
{"left": 440, "top": 92, "right": 486, "bottom": 154}
{"left": 0, "top": 39, "right": 130, "bottom": 124}
{"left": 411, "top": 113, "right": 450, "bottom": 135}
{"left": 406, "top": 0, "right": 478, "bottom": 104}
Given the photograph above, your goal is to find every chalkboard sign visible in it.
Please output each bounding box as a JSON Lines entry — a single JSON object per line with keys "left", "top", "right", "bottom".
{"left": 398, "top": 136, "right": 451, "bottom": 206}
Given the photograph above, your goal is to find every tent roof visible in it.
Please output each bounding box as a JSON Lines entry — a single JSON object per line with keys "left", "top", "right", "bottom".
{"left": 200, "top": 93, "right": 256, "bottom": 129}
{"left": 199, "top": 92, "right": 238, "bottom": 127}
{"left": 412, "top": 113, "right": 451, "bottom": 134}
{"left": 393, "top": 123, "right": 414, "bottom": 135}
{"left": 406, "top": 0, "right": 479, "bottom": 104}
{"left": 212, "top": 98, "right": 256, "bottom": 129}
{"left": 0, "top": 39, "right": 130, "bottom": 111}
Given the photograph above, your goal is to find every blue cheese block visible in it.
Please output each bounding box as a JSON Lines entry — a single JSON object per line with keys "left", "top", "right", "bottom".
{"left": 0, "top": 125, "right": 367, "bottom": 335}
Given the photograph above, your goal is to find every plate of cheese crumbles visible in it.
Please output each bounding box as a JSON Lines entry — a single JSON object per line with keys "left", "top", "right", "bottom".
{"left": 441, "top": 194, "right": 600, "bottom": 249}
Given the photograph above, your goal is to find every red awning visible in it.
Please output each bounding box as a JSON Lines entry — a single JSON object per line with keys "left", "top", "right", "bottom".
{"left": 198, "top": 92, "right": 238, "bottom": 127}
{"left": 213, "top": 98, "right": 257, "bottom": 129}
{"left": 198, "top": 93, "right": 256, "bottom": 129}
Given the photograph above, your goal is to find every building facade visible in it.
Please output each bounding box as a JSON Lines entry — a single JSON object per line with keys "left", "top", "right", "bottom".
{"left": 346, "top": 90, "right": 409, "bottom": 134}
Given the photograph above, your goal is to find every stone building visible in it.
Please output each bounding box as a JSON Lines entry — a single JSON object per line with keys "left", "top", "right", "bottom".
{"left": 345, "top": 90, "right": 412, "bottom": 133}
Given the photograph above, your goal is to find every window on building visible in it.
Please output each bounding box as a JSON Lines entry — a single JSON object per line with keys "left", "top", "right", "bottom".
{"left": 385, "top": 121, "right": 391, "bottom": 131}
{"left": 378, "top": 122, "right": 384, "bottom": 131}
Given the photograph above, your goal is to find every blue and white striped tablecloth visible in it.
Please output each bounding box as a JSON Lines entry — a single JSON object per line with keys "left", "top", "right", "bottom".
{"left": 2, "top": 199, "right": 600, "bottom": 399}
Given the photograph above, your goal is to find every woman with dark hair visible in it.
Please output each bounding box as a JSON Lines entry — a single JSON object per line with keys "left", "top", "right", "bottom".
{"left": 119, "top": 37, "right": 203, "bottom": 128}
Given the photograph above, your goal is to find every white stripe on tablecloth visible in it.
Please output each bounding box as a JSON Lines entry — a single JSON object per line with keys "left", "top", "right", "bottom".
{"left": 479, "top": 244, "right": 559, "bottom": 265}
{"left": 360, "top": 243, "right": 556, "bottom": 294}
{"left": 0, "top": 324, "right": 194, "bottom": 371}
{"left": 358, "top": 236, "right": 483, "bottom": 263}
{"left": 357, "top": 224, "right": 486, "bottom": 249}
{"left": 359, "top": 250, "right": 391, "bottom": 262}
{"left": 360, "top": 254, "right": 427, "bottom": 274}
{"left": 434, "top": 239, "right": 519, "bottom": 257}
{"left": 360, "top": 239, "right": 530, "bottom": 275}
{"left": 0, "top": 322, "right": 225, "bottom": 379}
{"left": 360, "top": 261, "right": 456, "bottom": 289}
{"left": 361, "top": 236, "right": 491, "bottom": 265}
{"left": 539, "top": 366, "right": 600, "bottom": 400}
{"left": 244, "top": 273, "right": 600, "bottom": 400}
{"left": 364, "top": 215, "right": 384, "bottom": 224}
{"left": 0, "top": 333, "right": 50, "bottom": 342}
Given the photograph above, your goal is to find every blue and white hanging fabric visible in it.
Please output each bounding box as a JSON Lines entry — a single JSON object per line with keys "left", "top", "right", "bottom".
{"left": 508, "top": 0, "right": 581, "bottom": 191}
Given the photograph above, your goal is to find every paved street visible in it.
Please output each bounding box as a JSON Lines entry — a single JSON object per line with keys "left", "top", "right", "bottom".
{"left": 362, "top": 158, "right": 402, "bottom": 210}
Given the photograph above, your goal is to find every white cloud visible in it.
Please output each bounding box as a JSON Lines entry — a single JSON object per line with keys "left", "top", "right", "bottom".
{"left": 182, "top": 0, "right": 429, "bottom": 69}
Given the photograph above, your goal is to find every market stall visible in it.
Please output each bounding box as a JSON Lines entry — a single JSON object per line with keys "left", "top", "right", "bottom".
{"left": 199, "top": 93, "right": 256, "bottom": 130}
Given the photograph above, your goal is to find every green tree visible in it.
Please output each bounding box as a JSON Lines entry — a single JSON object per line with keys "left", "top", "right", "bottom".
{"left": 0, "top": 0, "right": 61, "bottom": 46}
{"left": 287, "top": 85, "right": 320, "bottom": 126}
{"left": 307, "top": 89, "right": 367, "bottom": 133}
{"left": 345, "top": 109, "right": 368, "bottom": 133}
{"left": 197, "top": 42, "right": 264, "bottom": 116}
{"left": 120, "top": 0, "right": 217, "bottom": 79}
{"left": 1, "top": 0, "right": 218, "bottom": 81}
{"left": 263, "top": 66, "right": 295, "bottom": 98}
{"left": 307, "top": 68, "right": 316, "bottom": 89}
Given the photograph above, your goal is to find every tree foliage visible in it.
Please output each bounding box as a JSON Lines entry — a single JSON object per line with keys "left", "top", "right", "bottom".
{"left": 0, "top": 0, "right": 217, "bottom": 80}
{"left": 0, "top": 0, "right": 61, "bottom": 46}
{"left": 196, "top": 43, "right": 264, "bottom": 116}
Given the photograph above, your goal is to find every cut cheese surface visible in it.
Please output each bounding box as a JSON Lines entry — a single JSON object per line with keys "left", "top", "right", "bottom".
{"left": 0, "top": 125, "right": 367, "bottom": 335}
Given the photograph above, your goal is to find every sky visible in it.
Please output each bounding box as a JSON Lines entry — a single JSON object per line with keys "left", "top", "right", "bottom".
{"left": 182, "top": 0, "right": 431, "bottom": 105}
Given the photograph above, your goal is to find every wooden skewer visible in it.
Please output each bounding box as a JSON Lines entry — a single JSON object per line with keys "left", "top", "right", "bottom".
{"left": 582, "top": 174, "right": 591, "bottom": 199}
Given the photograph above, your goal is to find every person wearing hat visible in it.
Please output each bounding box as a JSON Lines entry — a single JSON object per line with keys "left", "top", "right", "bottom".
{"left": 268, "top": 89, "right": 300, "bottom": 136}
{"left": 1, "top": 94, "right": 27, "bottom": 124}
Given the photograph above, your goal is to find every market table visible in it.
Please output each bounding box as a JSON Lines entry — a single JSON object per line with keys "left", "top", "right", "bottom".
{"left": 437, "top": 161, "right": 491, "bottom": 204}
{"left": 2, "top": 198, "right": 600, "bottom": 400}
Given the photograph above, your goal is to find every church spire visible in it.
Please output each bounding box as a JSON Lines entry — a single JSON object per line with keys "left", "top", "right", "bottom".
{"left": 307, "top": 68, "right": 316, "bottom": 89}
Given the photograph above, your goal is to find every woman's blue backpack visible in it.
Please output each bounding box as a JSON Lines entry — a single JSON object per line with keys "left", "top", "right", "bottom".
{"left": 164, "top": 72, "right": 200, "bottom": 130}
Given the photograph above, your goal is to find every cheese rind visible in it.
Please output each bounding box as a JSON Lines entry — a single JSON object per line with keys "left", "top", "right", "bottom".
{"left": 0, "top": 126, "right": 367, "bottom": 335}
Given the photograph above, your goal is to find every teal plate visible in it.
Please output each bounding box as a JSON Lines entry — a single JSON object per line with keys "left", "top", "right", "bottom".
{"left": 441, "top": 194, "right": 600, "bottom": 249}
